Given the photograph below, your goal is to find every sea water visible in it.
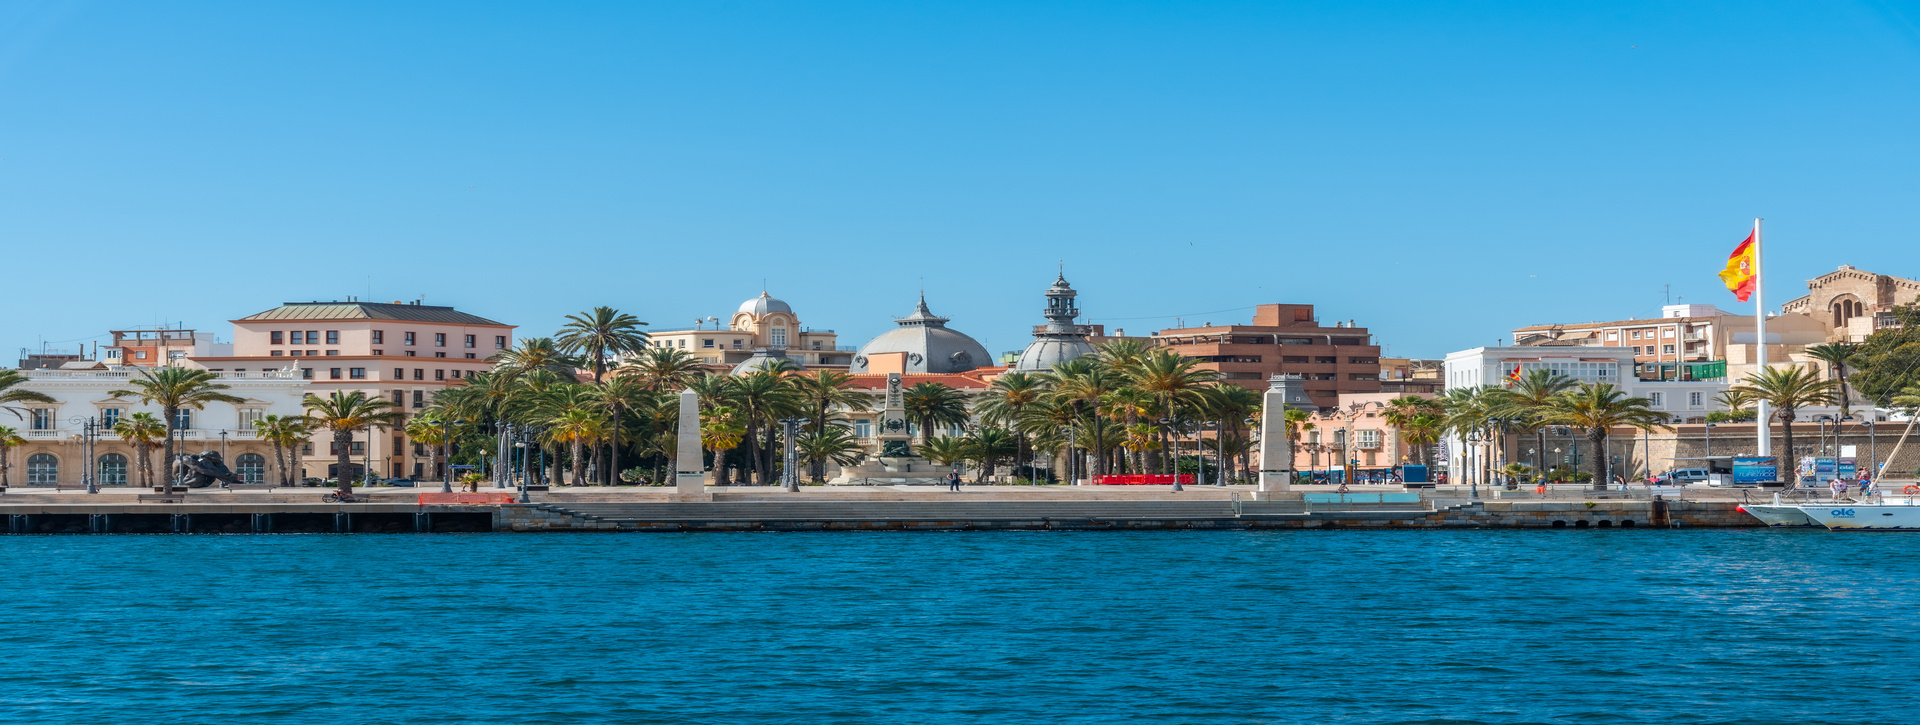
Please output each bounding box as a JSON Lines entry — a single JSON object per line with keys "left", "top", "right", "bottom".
{"left": 1, "top": 529, "right": 1914, "bottom": 724}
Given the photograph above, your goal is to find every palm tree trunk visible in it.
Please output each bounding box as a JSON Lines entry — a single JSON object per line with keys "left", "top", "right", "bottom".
{"left": 762, "top": 425, "right": 777, "bottom": 485}
{"left": 1781, "top": 418, "right": 1796, "bottom": 483}
{"left": 570, "top": 439, "right": 586, "bottom": 485}
{"left": 1590, "top": 431, "right": 1608, "bottom": 491}
{"left": 742, "top": 421, "right": 760, "bottom": 486}
{"left": 1, "top": 448, "right": 9, "bottom": 488}
{"left": 334, "top": 429, "right": 353, "bottom": 494}
{"left": 163, "top": 405, "right": 179, "bottom": 489}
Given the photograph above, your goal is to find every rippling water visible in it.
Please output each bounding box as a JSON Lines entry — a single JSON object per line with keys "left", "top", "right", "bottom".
{"left": 1, "top": 530, "right": 1914, "bottom": 724}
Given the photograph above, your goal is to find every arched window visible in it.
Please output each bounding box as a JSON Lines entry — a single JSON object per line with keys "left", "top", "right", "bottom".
{"left": 97, "top": 453, "right": 128, "bottom": 486}
{"left": 26, "top": 453, "right": 58, "bottom": 486}
{"left": 236, "top": 453, "right": 267, "bottom": 483}
{"left": 771, "top": 326, "right": 788, "bottom": 347}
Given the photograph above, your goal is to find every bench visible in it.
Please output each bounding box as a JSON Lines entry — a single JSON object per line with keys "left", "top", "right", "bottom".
{"left": 138, "top": 494, "right": 186, "bottom": 503}
{"left": 55, "top": 483, "right": 93, "bottom": 492}
{"left": 222, "top": 484, "right": 275, "bottom": 491}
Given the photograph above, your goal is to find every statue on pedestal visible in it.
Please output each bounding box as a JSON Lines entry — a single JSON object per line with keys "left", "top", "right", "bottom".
{"left": 174, "top": 450, "right": 246, "bottom": 488}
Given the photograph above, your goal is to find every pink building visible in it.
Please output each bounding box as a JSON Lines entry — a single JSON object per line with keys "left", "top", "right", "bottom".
{"left": 1297, "top": 392, "right": 1438, "bottom": 474}
{"left": 190, "top": 300, "right": 515, "bottom": 480}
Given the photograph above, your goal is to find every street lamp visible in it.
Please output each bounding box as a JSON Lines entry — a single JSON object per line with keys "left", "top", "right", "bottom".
{"left": 440, "top": 414, "right": 454, "bottom": 493}
{"left": 69, "top": 415, "right": 99, "bottom": 494}
{"left": 779, "top": 417, "right": 811, "bottom": 492}
{"left": 1158, "top": 417, "right": 1183, "bottom": 492}
{"left": 1464, "top": 427, "right": 1483, "bottom": 498}
{"left": 514, "top": 433, "right": 529, "bottom": 503}
{"left": 1814, "top": 415, "right": 1833, "bottom": 456}
{"left": 1059, "top": 426, "right": 1077, "bottom": 485}
{"left": 1703, "top": 421, "right": 1716, "bottom": 460}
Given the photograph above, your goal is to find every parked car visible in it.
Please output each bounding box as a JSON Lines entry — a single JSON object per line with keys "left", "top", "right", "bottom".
{"left": 378, "top": 478, "right": 417, "bottom": 487}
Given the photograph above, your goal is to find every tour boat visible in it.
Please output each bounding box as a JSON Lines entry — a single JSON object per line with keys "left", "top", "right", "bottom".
{"left": 1743, "top": 493, "right": 1920, "bottom": 531}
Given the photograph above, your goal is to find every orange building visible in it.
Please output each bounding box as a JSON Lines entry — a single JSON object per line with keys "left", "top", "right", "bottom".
{"left": 1154, "top": 304, "right": 1383, "bottom": 409}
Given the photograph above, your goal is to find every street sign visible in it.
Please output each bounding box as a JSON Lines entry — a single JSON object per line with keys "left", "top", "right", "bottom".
{"left": 1734, "top": 457, "right": 1778, "bottom": 485}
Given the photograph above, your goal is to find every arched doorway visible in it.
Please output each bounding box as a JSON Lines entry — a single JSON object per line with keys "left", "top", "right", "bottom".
{"left": 97, "top": 453, "right": 129, "bottom": 486}
{"left": 26, "top": 453, "right": 58, "bottom": 486}
{"left": 236, "top": 453, "right": 267, "bottom": 483}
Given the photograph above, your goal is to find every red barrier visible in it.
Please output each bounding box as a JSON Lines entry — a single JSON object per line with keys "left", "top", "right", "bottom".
{"left": 1090, "top": 475, "right": 1196, "bottom": 485}
{"left": 417, "top": 492, "right": 518, "bottom": 505}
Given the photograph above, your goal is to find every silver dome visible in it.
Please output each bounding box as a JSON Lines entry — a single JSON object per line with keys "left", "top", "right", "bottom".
{"left": 1014, "top": 338, "right": 1097, "bottom": 372}
{"left": 850, "top": 295, "right": 991, "bottom": 375}
{"left": 1013, "top": 271, "right": 1095, "bottom": 371}
{"left": 738, "top": 291, "right": 793, "bottom": 317}
{"left": 730, "top": 348, "right": 804, "bottom": 376}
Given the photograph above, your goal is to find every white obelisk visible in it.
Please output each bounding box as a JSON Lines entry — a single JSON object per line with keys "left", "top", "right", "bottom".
{"left": 674, "top": 388, "right": 708, "bottom": 500}
{"left": 1257, "top": 375, "right": 1301, "bottom": 496}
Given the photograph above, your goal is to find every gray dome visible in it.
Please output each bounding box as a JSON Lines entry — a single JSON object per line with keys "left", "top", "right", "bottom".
{"left": 730, "top": 348, "right": 803, "bottom": 376}
{"left": 850, "top": 295, "right": 991, "bottom": 375}
{"left": 738, "top": 291, "right": 793, "bottom": 317}
{"left": 1014, "top": 338, "right": 1097, "bottom": 372}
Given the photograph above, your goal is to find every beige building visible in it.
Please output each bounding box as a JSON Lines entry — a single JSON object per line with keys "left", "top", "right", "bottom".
{"left": 1511, "top": 303, "right": 1828, "bottom": 383}
{"left": 643, "top": 292, "right": 852, "bottom": 373}
{"left": 1780, "top": 265, "right": 1920, "bottom": 342}
{"left": 187, "top": 299, "right": 515, "bottom": 480}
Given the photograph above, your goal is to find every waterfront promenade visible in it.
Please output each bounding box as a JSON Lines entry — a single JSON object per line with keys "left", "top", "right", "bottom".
{"left": 0, "top": 483, "right": 1770, "bottom": 533}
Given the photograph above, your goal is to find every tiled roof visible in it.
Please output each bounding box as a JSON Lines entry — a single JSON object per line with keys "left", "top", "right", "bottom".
{"left": 1512, "top": 316, "right": 1714, "bottom": 332}
{"left": 238, "top": 302, "right": 510, "bottom": 326}
{"left": 845, "top": 372, "right": 995, "bottom": 390}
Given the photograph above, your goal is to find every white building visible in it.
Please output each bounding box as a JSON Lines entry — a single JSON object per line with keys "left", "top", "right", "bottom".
{"left": 2, "top": 367, "right": 309, "bottom": 487}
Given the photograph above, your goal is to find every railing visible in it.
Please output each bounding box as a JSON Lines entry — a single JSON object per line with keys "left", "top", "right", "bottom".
{"left": 26, "top": 430, "right": 61, "bottom": 438}
{"left": 22, "top": 369, "right": 298, "bottom": 380}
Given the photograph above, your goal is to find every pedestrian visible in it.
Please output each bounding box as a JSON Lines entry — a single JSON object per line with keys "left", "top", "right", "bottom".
{"left": 1829, "top": 476, "right": 1848, "bottom": 501}
{"left": 947, "top": 469, "right": 961, "bottom": 492}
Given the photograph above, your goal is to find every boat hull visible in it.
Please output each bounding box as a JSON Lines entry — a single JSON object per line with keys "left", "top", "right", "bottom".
{"left": 1740, "top": 504, "right": 1820, "bottom": 528}
{"left": 1801, "top": 504, "right": 1920, "bottom": 530}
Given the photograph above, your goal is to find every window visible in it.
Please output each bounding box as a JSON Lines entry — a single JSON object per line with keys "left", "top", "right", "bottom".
{"left": 271, "top": 350, "right": 283, "bottom": 357}
{"left": 100, "top": 408, "right": 121, "bottom": 427}
{"left": 26, "top": 453, "right": 58, "bottom": 485}
{"left": 495, "top": 336, "right": 507, "bottom": 349}
{"left": 1358, "top": 430, "right": 1381, "bottom": 449}
{"left": 855, "top": 419, "right": 872, "bottom": 438}
{"left": 413, "top": 369, "right": 424, "bottom": 381}
{"left": 392, "top": 390, "right": 405, "bottom": 406}
{"left": 307, "top": 330, "right": 319, "bottom": 345}
{"left": 372, "top": 331, "right": 384, "bottom": 344}
{"left": 1663, "top": 329, "right": 1676, "bottom": 338}
{"left": 349, "top": 367, "right": 366, "bottom": 379}
{"left": 1631, "top": 330, "right": 1642, "bottom": 340}
{"left": 134, "top": 351, "right": 147, "bottom": 360}
{"left": 1649, "top": 392, "right": 1665, "bottom": 407}
{"left": 302, "top": 443, "right": 313, "bottom": 455}
{"left": 405, "top": 332, "right": 416, "bottom": 346}
{"left": 29, "top": 408, "right": 54, "bottom": 430}
{"left": 434, "top": 352, "right": 446, "bottom": 358}
{"left": 404, "top": 351, "right": 416, "bottom": 357}
{"left": 1689, "top": 392, "right": 1704, "bottom": 407}
{"left": 325, "top": 350, "right": 340, "bottom": 356}
{"left": 235, "top": 453, "right": 266, "bottom": 483}
{"left": 435, "top": 333, "right": 446, "bottom": 347}
{"left": 393, "top": 436, "right": 404, "bottom": 453}
{"left": 174, "top": 409, "right": 192, "bottom": 429}
{"left": 301, "top": 368, "right": 314, "bottom": 379}
{"left": 1314, "top": 357, "right": 1337, "bottom": 364}
{"left": 372, "top": 350, "right": 384, "bottom": 356}
{"left": 239, "top": 409, "right": 262, "bottom": 429}
{"left": 812, "top": 342, "right": 822, "bottom": 350}
{"left": 464, "top": 334, "right": 475, "bottom": 348}
{"left": 1348, "top": 357, "right": 1378, "bottom": 364}
{"left": 290, "top": 331, "right": 304, "bottom": 344}
{"left": 1348, "top": 373, "right": 1374, "bottom": 380}
{"left": 731, "top": 340, "right": 741, "bottom": 349}
{"left": 329, "top": 368, "right": 342, "bottom": 380}
{"left": 1605, "top": 332, "right": 1618, "bottom": 341}
{"left": 97, "top": 453, "right": 128, "bottom": 486}
{"left": 464, "top": 353, "right": 475, "bottom": 359}
{"left": 325, "top": 331, "right": 340, "bottom": 344}
{"left": 435, "top": 370, "right": 445, "bottom": 381}
{"left": 271, "top": 331, "right": 284, "bottom": 344}
{"left": 413, "top": 390, "right": 425, "bottom": 408}
{"left": 106, "top": 349, "right": 122, "bottom": 360}
{"left": 392, "top": 368, "right": 403, "bottom": 379}
{"left": 288, "top": 350, "right": 301, "bottom": 357}
{"left": 1662, "top": 345, "right": 1675, "bottom": 354}
{"left": 771, "top": 326, "right": 787, "bottom": 347}
{"left": 703, "top": 339, "right": 715, "bottom": 349}
{"left": 168, "top": 350, "right": 186, "bottom": 360}
{"left": 1282, "top": 356, "right": 1309, "bottom": 363}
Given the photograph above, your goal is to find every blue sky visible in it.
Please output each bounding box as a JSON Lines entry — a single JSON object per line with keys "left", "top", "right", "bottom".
{"left": 4, "top": 1, "right": 1918, "bottom": 360}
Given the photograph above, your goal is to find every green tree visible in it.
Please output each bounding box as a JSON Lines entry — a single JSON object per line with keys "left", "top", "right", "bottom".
{"left": 109, "top": 367, "right": 245, "bottom": 487}
{"left": 1383, "top": 395, "right": 1448, "bottom": 466}
{"left": 302, "top": 390, "right": 405, "bottom": 493}
{"left": 902, "top": 381, "right": 971, "bottom": 446}
{"left": 0, "top": 425, "right": 23, "bottom": 488}
{"left": 0, "top": 369, "right": 55, "bottom": 420}
{"left": 699, "top": 405, "right": 745, "bottom": 485}
{"left": 1200, "top": 383, "right": 1262, "bottom": 482}
{"left": 919, "top": 435, "right": 970, "bottom": 468}
{"left": 403, "top": 412, "right": 450, "bottom": 483}
{"left": 254, "top": 414, "right": 313, "bottom": 486}
{"left": 1846, "top": 304, "right": 1920, "bottom": 406}
{"left": 588, "top": 375, "right": 653, "bottom": 485}
{"left": 113, "top": 412, "right": 168, "bottom": 487}
{"left": 963, "top": 427, "right": 1019, "bottom": 481}
{"left": 791, "top": 370, "right": 872, "bottom": 480}
{"left": 491, "top": 337, "right": 580, "bottom": 379}
{"left": 1735, "top": 365, "right": 1840, "bottom": 467}
{"left": 1124, "top": 350, "right": 1220, "bottom": 474}
{"left": 732, "top": 368, "right": 804, "bottom": 484}
{"left": 1543, "top": 383, "right": 1671, "bottom": 490}
{"left": 1049, "top": 361, "right": 1125, "bottom": 474}
{"left": 556, "top": 306, "right": 650, "bottom": 384}
{"left": 1490, "top": 370, "right": 1578, "bottom": 472}
{"left": 977, "top": 371, "right": 1048, "bottom": 477}
{"left": 796, "top": 424, "right": 865, "bottom": 483}
{"left": 1804, "top": 342, "right": 1860, "bottom": 417}
{"left": 625, "top": 347, "right": 705, "bottom": 392}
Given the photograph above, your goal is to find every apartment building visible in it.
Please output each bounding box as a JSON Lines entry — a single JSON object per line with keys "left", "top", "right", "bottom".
{"left": 188, "top": 299, "right": 516, "bottom": 480}
{"left": 1154, "top": 304, "right": 1382, "bottom": 409}
{"left": 1511, "top": 303, "right": 1827, "bottom": 383}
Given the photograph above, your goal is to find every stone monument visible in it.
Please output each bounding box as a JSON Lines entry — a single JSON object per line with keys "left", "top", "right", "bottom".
{"left": 877, "top": 373, "right": 913, "bottom": 458}
{"left": 674, "top": 388, "right": 710, "bottom": 501}
{"left": 1257, "top": 375, "right": 1316, "bottom": 497}
{"left": 829, "top": 372, "right": 950, "bottom": 484}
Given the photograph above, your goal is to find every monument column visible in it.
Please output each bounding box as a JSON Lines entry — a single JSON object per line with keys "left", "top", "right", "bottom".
{"left": 674, "top": 388, "right": 710, "bottom": 501}
{"left": 877, "top": 373, "right": 913, "bottom": 459}
{"left": 1257, "top": 375, "right": 1313, "bottom": 498}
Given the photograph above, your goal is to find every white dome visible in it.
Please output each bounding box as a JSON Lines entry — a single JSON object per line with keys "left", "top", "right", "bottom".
{"left": 738, "top": 291, "right": 793, "bottom": 317}
{"left": 1014, "top": 338, "right": 1096, "bottom": 372}
{"left": 850, "top": 295, "right": 991, "bottom": 375}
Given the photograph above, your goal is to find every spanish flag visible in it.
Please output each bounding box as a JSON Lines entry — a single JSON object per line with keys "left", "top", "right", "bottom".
{"left": 1717, "top": 231, "right": 1758, "bottom": 302}
{"left": 1505, "top": 363, "right": 1523, "bottom": 386}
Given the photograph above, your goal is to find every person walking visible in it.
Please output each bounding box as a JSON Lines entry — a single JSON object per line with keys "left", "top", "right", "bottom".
{"left": 946, "top": 469, "right": 961, "bottom": 492}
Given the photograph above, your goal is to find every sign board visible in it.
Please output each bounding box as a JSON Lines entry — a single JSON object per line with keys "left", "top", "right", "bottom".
{"left": 1841, "top": 445, "right": 1858, "bottom": 458}
{"left": 1815, "top": 457, "right": 1837, "bottom": 476}
{"left": 1401, "top": 464, "right": 1429, "bottom": 483}
{"left": 1838, "top": 458, "right": 1858, "bottom": 478}
{"left": 1733, "top": 457, "right": 1779, "bottom": 485}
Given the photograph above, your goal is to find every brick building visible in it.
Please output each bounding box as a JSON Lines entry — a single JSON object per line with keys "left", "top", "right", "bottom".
{"left": 1153, "top": 304, "right": 1381, "bottom": 408}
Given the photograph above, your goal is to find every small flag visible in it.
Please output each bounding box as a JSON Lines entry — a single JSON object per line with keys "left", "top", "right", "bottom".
{"left": 1717, "top": 231, "right": 1758, "bottom": 302}
{"left": 1505, "top": 364, "right": 1523, "bottom": 386}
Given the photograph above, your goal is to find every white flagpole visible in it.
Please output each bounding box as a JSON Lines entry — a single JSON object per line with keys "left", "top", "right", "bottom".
{"left": 1754, "top": 218, "right": 1771, "bottom": 459}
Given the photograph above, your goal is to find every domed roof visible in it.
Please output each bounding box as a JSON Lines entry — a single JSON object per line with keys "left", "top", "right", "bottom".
{"left": 850, "top": 295, "right": 991, "bottom": 375}
{"left": 730, "top": 348, "right": 804, "bottom": 376}
{"left": 738, "top": 291, "right": 793, "bottom": 317}
{"left": 1014, "top": 338, "right": 1097, "bottom": 372}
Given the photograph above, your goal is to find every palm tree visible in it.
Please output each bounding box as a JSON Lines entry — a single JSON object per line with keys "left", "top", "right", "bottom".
{"left": 791, "top": 371, "right": 872, "bottom": 479}
{"left": 732, "top": 369, "right": 804, "bottom": 484}
{"left": 1284, "top": 408, "right": 1313, "bottom": 471}
{"left": 109, "top": 367, "right": 245, "bottom": 486}
{"left": 113, "top": 412, "right": 167, "bottom": 487}
{"left": 977, "top": 371, "right": 1048, "bottom": 477}
{"left": 588, "top": 375, "right": 652, "bottom": 485}
{"left": 1735, "top": 365, "right": 1840, "bottom": 470}
{"left": 254, "top": 414, "right": 313, "bottom": 486}
{"left": 1382, "top": 395, "right": 1446, "bottom": 466}
{"left": 1050, "top": 363, "right": 1125, "bottom": 474}
{"left": 699, "top": 405, "right": 745, "bottom": 485}
{"left": 902, "top": 382, "right": 971, "bottom": 446}
{"left": 0, "top": 425, "right": 23, "bottom": 488}
{"left": 556, "top": 306, "right": 650, "bottom": 384}
{"left": 1490, "top": 370, "right": 1577, "bottom": 472}
{"left": 545, "top": 407, "right": 606, "bottom": 486}
{"left": 919, "top": 436, "right": 970, "bottom": 469}
{"left": 1399, "top": 413, "right": 1445, "bottom": 471}
{"left": 1713, "top": 389, "right": 1755, "bottom": 415}
{"left": 1201, "top": 383, "right": 1262, "bottom": 482}
{"left": 0, "top": 369, "right": 55, "bottom": 420}
{"left": 625, "top": 347, "right": 705, "bottom": 392}
{"left": 1120, "top": 422, "right": 1161, "bottom": 473}
{"left": 963, "top": 427, "right": 1019, "bottom": 481}
{"left": 1804, "top": 343, "right": 1860, "bottom": 417}
{"left": 1125, "top": 350, "right": 1220, "bottom": 474}
{"left": 404, "top": 412, "right": 450, "bottom": 483}
{"left": 1102, "top": 387, "right": 1157, "bottom": 473}
{"left": 796, "top": 424, "right": 864, "bottom": 483}
{"left": 302, "top": 390, "right": 405, "bottom": 494}
{"left": 491, "top": 337, "right": 580, "bottom": 379}
{"left": 1543, "top": 383, "right": 1671, "bottom": 490}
